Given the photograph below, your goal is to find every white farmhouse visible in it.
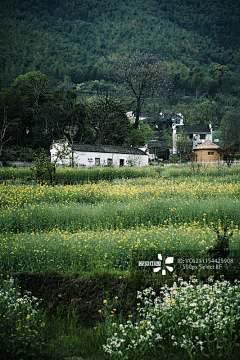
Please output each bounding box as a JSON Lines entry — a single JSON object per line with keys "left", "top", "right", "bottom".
{"left": 50, "top": 141, "right": 149, "bottom": 167}
{"left": 172, "top": 122, "right": 212, "bottom": 155}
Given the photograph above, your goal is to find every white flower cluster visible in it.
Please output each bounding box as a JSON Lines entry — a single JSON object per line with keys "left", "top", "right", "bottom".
{"left": 0, "top": 276, "right": 45, "bottom": 357}
{"left": 0, "top": 278, "right": 40, "bottom": 314}
{"left": 103, "top": 277, "right": 240, "bottom": 359}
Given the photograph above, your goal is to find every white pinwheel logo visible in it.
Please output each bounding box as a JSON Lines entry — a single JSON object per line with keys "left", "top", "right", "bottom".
{"left": 153, "top": 254, "right": 174, "bottom": 275}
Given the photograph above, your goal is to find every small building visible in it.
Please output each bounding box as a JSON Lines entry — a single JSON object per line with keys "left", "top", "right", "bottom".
{"left": 194, "top": 141, "right": 220, "bottom": 162}
{"left": 50, "top": 142, "right": 149, "bottom": 167}
{"left": 172, "top": 123, "right": 212, "bottom": 154}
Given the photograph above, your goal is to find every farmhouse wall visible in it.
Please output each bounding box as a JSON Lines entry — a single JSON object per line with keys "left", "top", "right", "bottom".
{"left": 195, "top": 149, "right": 220, "bottom": 162}
{"left": 72, "top": 151, "right": 148, "bottom": 167}
{"left": 50, "top": 142, "right": 148, "bottom": 167}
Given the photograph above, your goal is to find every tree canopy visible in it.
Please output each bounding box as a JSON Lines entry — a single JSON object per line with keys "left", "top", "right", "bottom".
{"left": 111, "top": 52, "right": 172, "bottom": 128}
{"left": 0, "top": 72, "right": 156, "bottom": 159}
{"left": 1, "top": 0, "right": 240, "bottom": 99}
{"left": 1, "top": 0, "right": 240, "bottom": 159}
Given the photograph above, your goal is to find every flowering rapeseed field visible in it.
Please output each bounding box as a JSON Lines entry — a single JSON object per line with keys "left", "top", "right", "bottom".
{"left": 0, "top": 166, "right": 239, "bottom": 274}
{"left": 1, "top": 165, "right": 240, "bottom": 359}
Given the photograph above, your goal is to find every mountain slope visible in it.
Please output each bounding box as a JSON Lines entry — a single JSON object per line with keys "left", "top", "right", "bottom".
{"left": 1, "top": 0, "right": 240, "bottom": 95}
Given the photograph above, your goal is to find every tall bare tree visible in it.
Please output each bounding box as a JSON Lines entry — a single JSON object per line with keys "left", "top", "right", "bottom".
{"left": 111, "top": 51, "right": 172, "bottom": 129}
{"left": 0, "top": 105, "right": 12, "bottom": 157}
{"left": 0, "top": 87, "right": 20, "bottom": 156}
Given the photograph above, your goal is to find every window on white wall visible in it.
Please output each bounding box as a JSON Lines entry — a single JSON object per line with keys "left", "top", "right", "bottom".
{"left": 107, "top": 158, "right": 112, "bottom": 166}
{"left": 95, "top": 158, "right": 100, "bottom": 165}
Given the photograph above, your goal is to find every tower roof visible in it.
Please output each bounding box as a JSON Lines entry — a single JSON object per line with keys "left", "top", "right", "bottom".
{"left": 194, "top": 141, "right": 220, "bottom": 150}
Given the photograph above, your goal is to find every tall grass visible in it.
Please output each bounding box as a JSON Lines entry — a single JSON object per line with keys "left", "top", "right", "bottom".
{"left": 0, "top": 175, "right": 239, "bottom": 233}
{"left": 1, "top": 176, "right": 240, "bottom": 206}
{"left": 45, "top": 309, "right": 107, "bottom": 359}
{"left": 0, "top": 165, "right": 163, "bottom": 183}
{"left": 0, "top": 197, "right": 239, "bottom": 233}
{"left": 161, "top": 163, "right": 240, "bottom": 178}
{"left": 1, "top": 163, "right": 239, "bottom": 183}
{"left": 1, "top": 226, "right": 239, "bottom": 274}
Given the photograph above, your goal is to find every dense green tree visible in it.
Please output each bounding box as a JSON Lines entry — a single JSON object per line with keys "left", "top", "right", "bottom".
{"left": 64, "top": 93, "right": 94, "bottom": 149}
{"left": 182, "top": 100, "right": 215, "bottom": 125}
{"left": 1, "top": 0, "right": 240, "bottom": 163}
{"left": 209, "top": 64, "right": 232, "bottom": 93}
{"left": 1, "top": 0, "right": 240, "bottom": 97}
{"left": 11, "top": 72, "right": 53, "bottom": 147}
{"left": 31, "top": 139, "right": 72, "bottom": 182}
{"left": 220, "top": 109, "right": 240, "bottom": 147}
{"left": 125, "top": 122, "right": 154, "bottom": 147}
{"left": 87, "top": 92, "right": 130, "bottom": 145}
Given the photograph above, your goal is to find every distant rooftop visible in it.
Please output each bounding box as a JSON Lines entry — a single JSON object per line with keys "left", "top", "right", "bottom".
{"left": 176, "top": 125, "right": 211, "bottom": 134}
{"left": 71, "top": 143, "right": 147, "bottom": 155}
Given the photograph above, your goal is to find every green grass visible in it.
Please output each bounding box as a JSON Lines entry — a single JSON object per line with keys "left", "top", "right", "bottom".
{"left": 1, "top": 174, "right": 240, "bottom": 233}
{"left": 1, "top": 225, "right": 239, "bottom": 274}
{"left": 1, "top": 163, "right": 239, "bottom": 183}
{"left": 45, "top": 310, "right": 107, "bottom": 360}
{"left": 0, "top": 164, "right": 240, "bottom": 359}
{"left": 1, "top": 197, "right": 240, "bottom": 233}
{"left": 0, "top": 165, "right": 163, "bottom": 183}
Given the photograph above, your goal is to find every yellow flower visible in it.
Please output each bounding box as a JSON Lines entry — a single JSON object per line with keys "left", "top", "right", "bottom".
{"left": 103, "top": 300, "right": 107, "bottom": 304}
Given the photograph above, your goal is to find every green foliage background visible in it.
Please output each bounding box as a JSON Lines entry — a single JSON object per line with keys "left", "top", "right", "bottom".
{"left": 1, "top": 0, "right": 240, "bottom": 156}
{"left": 1, "top": 0, "right": 240, "bottom": 95}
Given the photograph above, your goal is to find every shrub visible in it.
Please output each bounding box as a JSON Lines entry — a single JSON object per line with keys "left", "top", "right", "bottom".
{"left": 0, "top": 275, "right": 46, "bottom": 359}
{"left": 103, "top": 277, "right": 240, "bottom": 359}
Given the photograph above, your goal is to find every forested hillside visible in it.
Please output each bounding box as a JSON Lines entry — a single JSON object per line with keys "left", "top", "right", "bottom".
{"left": 1, "top": 0, "right": 240, "bottom": 95}
{"left": 1, "top": 0, "right": 240, "bottom": 159}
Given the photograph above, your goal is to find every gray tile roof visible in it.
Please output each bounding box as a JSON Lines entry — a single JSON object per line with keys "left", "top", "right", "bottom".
{"left": 147, "top": 140, "right": 167, "bottom": 148}
{"left": 176, "top": 125, "right": 211, "bottom": 134}
{"left": 72, "top": 144, "right": 147, "bottom": 155}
